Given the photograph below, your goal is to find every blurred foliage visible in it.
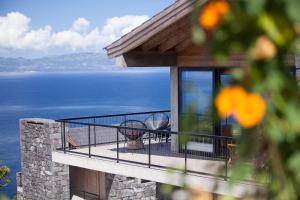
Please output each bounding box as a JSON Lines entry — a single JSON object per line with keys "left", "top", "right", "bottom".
{"left": 0, "top": 161, "right": 10, "bottom": 199}
{"left": 189, "top": 0, "right": 300, "bottom": 199}
{"left": 0, "top": 195, "right": 12, "bottom": 200}
{"left": 0, "top": 162, "right": 10, "bottom": 191}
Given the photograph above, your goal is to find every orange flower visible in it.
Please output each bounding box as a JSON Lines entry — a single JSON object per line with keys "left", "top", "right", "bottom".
{"left": 215, "top": 85, "right": 266, "bottom": 128}
{"left": 215, "top": 85, "right": 248, "bottom": 118}
{"left": 235, "top": 94, "right": 266, "bottom": 128}
{"left": 199, "top": 5, "right": 221, "bottom": 31}
{"left": 214, "top": 0, "right": 230, "bottom": 15}
{"left": 199, "top": 0, "right": 230, "bottom": 30}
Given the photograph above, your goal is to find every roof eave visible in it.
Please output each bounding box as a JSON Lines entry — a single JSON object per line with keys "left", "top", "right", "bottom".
{"left": 105, "top": 0, "right": 205, "bottom": 58}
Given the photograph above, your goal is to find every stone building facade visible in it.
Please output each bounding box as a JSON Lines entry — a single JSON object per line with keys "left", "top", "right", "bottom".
{"left": 105, "top": 174, "right": 157, "bottom": 200}
{"left": 17, "top": 119, "right": 70, "bottom": 200}
{"left": 17, "top": 118, "right": 159, "bottom": 200}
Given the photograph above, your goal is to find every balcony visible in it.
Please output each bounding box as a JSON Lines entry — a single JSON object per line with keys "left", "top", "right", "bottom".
{"left": 52, "top": 110, "right": 262, "bottom": 197}
{"left": 54, "top": 110, "right": 236, "bottom": 178}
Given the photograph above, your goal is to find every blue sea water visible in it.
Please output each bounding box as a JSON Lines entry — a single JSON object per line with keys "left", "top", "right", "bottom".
{"left": 0, "top": 69, "right": 170, "bottom": 197}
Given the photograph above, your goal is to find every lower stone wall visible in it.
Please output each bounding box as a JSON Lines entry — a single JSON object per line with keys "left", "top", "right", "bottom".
{"left": 16, "top": 172, "right": 23, "bottom": 200}
{"left": 17, "top": 118, "right": 160, "bottom": 200}
{"left": 70, "top": 166, "right": 158, "bottom": 200}
{"left": 17, "top": 118, "right": 70, "bottom": 200}
{"left": 105, "top": 173, "right": 157, "bottom": 200}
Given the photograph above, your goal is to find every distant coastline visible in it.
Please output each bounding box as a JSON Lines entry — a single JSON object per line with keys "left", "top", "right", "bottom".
{"left": 0, "top": 68, "right": 169, "bottom": 77}
{"left": 0, "top": 52, "right": 115, "bottom": 72}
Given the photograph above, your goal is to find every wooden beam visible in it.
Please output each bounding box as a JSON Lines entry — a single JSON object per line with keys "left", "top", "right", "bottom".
{"left": 175, "top": 38, "right": 192, "bottom": 53}
{"left": 142, "top": 17, "right": 190, "bottom": 52}
{"left": 121, "top": 51, "right": 176, "bottom": 67}
{"left": 158, "top": 27, "right": 191, "bottom": 53}
{"left": 176, "top": 55, "right": 247, "bottom": 67}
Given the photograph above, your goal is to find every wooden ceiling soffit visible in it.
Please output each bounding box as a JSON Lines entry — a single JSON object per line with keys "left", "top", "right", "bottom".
{"left": 120, "top": 51, "right": 176, "bottom": 67}
{"left": 141, "top": 17, "right": 190, "bottom": 52}
{"left": 175, "top": 38, "right": 193, "bottom": 53}
{"left": 158, "top": 27, "right": 191, "bottom": 53}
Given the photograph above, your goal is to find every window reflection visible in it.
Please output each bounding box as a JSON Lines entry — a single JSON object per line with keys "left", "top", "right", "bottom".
{"left": 180, "top": 70, "right": 213, "bottom": 135}
{"left": 220, "top": 73, "right": 240, "bottom": 136}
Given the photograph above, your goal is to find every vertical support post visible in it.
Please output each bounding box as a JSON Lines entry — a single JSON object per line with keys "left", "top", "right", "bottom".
{"left": 225, "top": 138, "right": 228, "bottom": 180}
{"left": 117, "top": 127, "right": 119, "bottom": 163}
{"left": 148, "top": 131, "right": 151, "bottom": 168}
{"left": 60, "top": 122, "right": 64, "bottom": 150}
{"left": 184, "top": 141, "right": 187, "bottom": 172}
{"left": 153, "top": 114, "right": 155, "bottom": 140}
{"left": 94, "top": 117, "right": 96, "bottom": 147}
{"left": 88, "top": 125, "right": 91, "bottom": 158}
{"left": 225, "top": 160, "right": 228, "bottom": 180}
{"left": 63, "top": 122, "right": 66, "bottom": 153}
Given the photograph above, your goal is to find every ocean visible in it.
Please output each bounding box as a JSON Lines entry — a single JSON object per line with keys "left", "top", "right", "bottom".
{"left": 0, "top": 69, "right": 170, "bottom": 197}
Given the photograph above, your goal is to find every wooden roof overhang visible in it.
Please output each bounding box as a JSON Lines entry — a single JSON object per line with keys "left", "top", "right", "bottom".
{"left": 105, "top": 0, "right": 295, "bottom": 68}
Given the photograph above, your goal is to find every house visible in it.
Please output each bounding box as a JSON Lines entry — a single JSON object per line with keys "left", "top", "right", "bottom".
{"left": 16, "top": 0, "right": 297, "bottom": 200}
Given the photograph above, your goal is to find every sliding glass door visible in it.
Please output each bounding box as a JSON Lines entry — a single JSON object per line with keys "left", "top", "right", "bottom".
{"left": 220, "top": 72, "right": 237, "bottom": 138}
{"left": 179, "top": 69, "right": 214, "bottom": 153}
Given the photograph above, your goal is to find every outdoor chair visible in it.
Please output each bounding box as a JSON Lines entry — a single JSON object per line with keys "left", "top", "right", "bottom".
{"left": 67, "top": 134, "right": 79, "bottom": 149}
{"left": 117, "top": 120, "right": 147, "bottom": 150}
{"left": 144, "top": 113, "right": 170, "bottom": 143}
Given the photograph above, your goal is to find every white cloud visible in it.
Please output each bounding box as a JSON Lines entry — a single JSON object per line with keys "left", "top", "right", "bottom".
{"left": 71, "top": 18, "right": 90, "bottom": 33}
{"left": 0, "top": 12, "right": 149, "bottom": 55}
{"left": 101, "top": 15, "right": 149, "bottom": 41}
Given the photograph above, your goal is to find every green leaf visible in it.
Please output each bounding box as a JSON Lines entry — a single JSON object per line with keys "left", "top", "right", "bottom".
{"left": 288, "top": 152, "right": 300, "bottom": 182}
{"left": 286, "top": 0, "right": 300, "bottom": 22}
{"left": 192, "top": 27, "right": 205, "bottom": 44}
{"left": 246, "top": 0, "right": 266, "bottom": 16}
{"left": 258, "top": 13, "right": 286, "bottom": 46}
{"left": 267, "top": 117, "right": 284, "bottom": 142}
{"left": 230, "top": 162, "right": 252, "bottom": 182}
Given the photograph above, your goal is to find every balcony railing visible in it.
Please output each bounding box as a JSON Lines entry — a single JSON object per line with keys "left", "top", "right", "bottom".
{"left": 56, "top": 110, "right": 234, "bottom": 180}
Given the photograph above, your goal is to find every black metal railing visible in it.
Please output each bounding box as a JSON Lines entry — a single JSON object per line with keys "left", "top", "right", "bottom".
{"left": 56, "top": 110, "right": 234, "bottom": 179}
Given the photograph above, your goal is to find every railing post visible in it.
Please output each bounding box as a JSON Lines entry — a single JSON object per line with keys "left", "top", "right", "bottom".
{"left": 148, "top": 131, "right": 151, "bottom": 168}
{"left": 60, "top": 122, "right": 64, "bottom": 150}
{"left": 93, "top": 117, "right": 96, "bottom": 147}
{"left": 225, "top": 138, "right": 228, "bottom": 180}
{"left": 88, "top": 125, "right": 91, "bottom": 158}
{"left": 225, "top": 160, "right": 228, "bottom": 180}
{"left": 63, "top": 122, "right": 66, "bottom": 153}
{"left": 117, "top": 128, "right": 119, "bottom": 163}
{"left": 184, "top": 141, "right": 187, "bottom": 172}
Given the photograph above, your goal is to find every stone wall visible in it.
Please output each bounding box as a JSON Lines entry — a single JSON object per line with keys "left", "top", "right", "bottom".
{"left": 17, "top": 118, "right": 70, "bottom": 200}
{"left": 69, "top": 167, "right": 158, "bottom": 200}
{"left": 105, "top": 173, "right": 157, "bottom": 200}
{"left": 17, "top": 118, "right": 161, "bottom": 200}
{"left": 16, "top": 172, "right": 23, "bottom": 200}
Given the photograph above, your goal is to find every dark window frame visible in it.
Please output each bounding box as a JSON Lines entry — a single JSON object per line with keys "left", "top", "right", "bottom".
{"left": 178, "top": 67, "right": 234, "bottom": 155}
{"left": 178, "top": 66, "right": 296, "bottom": 155}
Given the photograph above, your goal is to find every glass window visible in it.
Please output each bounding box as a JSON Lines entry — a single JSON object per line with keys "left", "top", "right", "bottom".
{"left": 220, "top": 72, "right": 241, "bottom": 136}
{"left": 180, "top": 70, "right": 213, "bottom": 134}
{"left": 180, "top": 70, "right": 214, "bottom": 152}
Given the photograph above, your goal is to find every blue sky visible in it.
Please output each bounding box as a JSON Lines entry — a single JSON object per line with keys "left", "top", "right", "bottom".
{"left": 0, "top": 0, "right": 174, "bottom": 58}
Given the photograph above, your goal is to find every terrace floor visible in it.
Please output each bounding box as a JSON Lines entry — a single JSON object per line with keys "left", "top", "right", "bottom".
{"left": 70, "top": 139, "right": 226, "bottom": 177}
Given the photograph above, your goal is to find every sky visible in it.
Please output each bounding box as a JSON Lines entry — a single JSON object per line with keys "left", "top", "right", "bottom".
{"left": 0, "top": 0, "right": 175, "bottom": 58}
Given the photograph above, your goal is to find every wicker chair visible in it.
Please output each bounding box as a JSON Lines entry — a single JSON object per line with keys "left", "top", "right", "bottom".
{"left": 117, "top": 120, "right": 147, "bottom": 150}
{"left": 144, "top": 113, "right": 170, "bottom": 142}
